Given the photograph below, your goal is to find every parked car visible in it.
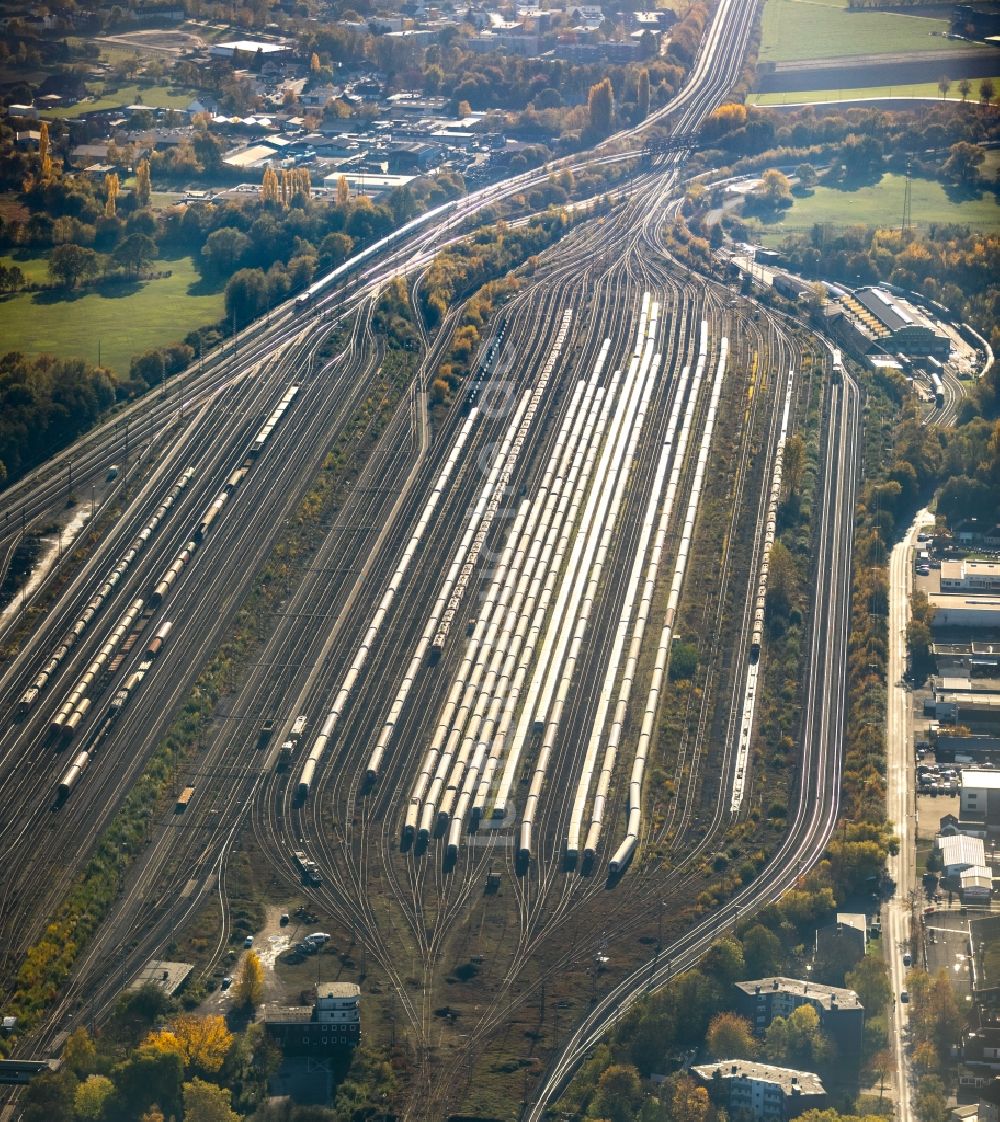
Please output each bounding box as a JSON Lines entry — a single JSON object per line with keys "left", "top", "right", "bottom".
{"left": 244, "top": 935, "right": 254, "bottom": 948}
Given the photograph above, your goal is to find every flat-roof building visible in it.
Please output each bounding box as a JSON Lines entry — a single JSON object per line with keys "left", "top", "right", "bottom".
{"left": 962, "top": 769, "right": 1000, "bottom": 830}
{"left": 734, "top": 977, "right": 864, "bottom": 1058}
{"left": 263, "top": 984, "right": 361, "bottom": 1055}
{"left": 942, "top": 561, "right": 1000, "bottom": 595}
{"left": 929, "top": 594, "right": 1000, "bottom": 631}
{"left": 209, "top": 39, "right": 293, "bottom": 61}
{"left": 692, "top": 1060, "right": 827, "bottom": 1120}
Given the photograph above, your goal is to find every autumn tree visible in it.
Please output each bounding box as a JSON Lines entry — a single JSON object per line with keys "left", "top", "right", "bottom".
{"left": 706, "top": 1011, "right": 758, "bottom": 1059}
{"left": 671, "top": 1072, "right": 710, "bottom": 1122}
{"left": 770, "top": 1004, "right": 836, "bottom": 1070}
{"left": 104, "top": 172, "right": 120, "bottom": 218}
{"left": 457, "top": 99, "right": 472, "bottom": 118}
{"left": 63, "top": 1026, "right": 97, "bottom": 1077}
{"left": 135, "top": 157, "right": 152, "bottom": 208}
{"left": 766, "top": 540, "right": 798, "bottom": 619}
{"left": 758, "top": 168, "right": 792, "bottom": 207}
{"left": 235, "top": 949, "right": 265, "bottom": 1008}
{"left": 38, "top": 121, "right": 52, "bottom": 181}
{"left": 140, "top": 1109, "right": 166, "bottom": 1122}
{"left": 182, "top": 1078, "right": 239, "bottom": 1122}
{"left": 262, "top": 165, "right": 279, "bottom": 204}
{"left": 591, "top": 1064, "right": 644, "bottom": 1122}
{"left": 336, "top": 174, "right": 350, "bottom": 205}
{"left": 74, "top": 1074, "right": 114, "bottom": 1121}
{"left": 783, "top": 432, "right": 806, "bottom": 496}
{"left": 587, "top": 77, "right": 614, "bottom": 137}
{"left": 310, "top": 51, "right": 321, "bottom": 73}
{"left": 144, "top": 1015, "right": 233, "bottom": 1075}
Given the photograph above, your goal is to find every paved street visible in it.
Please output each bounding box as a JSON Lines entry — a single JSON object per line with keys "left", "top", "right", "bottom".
{"left": 886, "top": 508, "right": 930, "bottom": 1122}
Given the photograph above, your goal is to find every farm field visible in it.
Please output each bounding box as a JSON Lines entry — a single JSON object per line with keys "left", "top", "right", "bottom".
{"left": 750, "top": 78, "right": 1000, "bottom": 105}
{"left": 0, "top": 253, "right": 224, "bottom": 375}
{"left": 759, "top": 0, "right": 968, "bottom": 63}
{"left": 755, "top": 173, "right": 1000, "bottom": 244}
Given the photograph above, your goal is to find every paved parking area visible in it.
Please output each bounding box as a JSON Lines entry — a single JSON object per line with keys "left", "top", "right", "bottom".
{"left": 922, "top": 907, "right": 974, "bottom": 997}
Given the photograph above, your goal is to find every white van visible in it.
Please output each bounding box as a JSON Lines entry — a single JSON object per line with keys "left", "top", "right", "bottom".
{"left": 305, "top": 932, "right": 330, "bottom": 945}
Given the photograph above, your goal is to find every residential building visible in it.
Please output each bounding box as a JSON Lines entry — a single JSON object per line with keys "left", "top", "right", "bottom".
{"left": 692, "top": 1060, "right": 827, "bottom": 1120}
{"left": 734, "top": 977, "right": 864, "bottom": 1058}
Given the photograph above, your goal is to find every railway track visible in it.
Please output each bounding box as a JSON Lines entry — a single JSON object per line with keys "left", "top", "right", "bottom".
{"left": 0, "top": 0, "right": 867, "bottom": 1116}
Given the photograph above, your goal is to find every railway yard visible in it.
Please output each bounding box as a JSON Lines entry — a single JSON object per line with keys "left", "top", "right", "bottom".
{"left": 0, "top": 0, "right": 864, "bottom": 1115}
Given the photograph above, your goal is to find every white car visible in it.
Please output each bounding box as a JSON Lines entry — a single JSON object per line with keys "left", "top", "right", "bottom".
{"left": 244, "top": 935, "right": 254, "bottom": 948}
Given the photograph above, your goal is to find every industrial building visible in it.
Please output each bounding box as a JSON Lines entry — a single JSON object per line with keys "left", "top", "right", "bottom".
{"left": 733, "top": 977, "right": 864, "bottom": 1058}
{"left": 263, "top": 985, "right": 361, "bottom": 1055}
{"left": 208, "top": 39, "right": 294, "bottom": 61}
{"left": 942, "top": 562, "right": 1000, "bottom": 595}
{"left": 962, "top": 769, "right": 1000, "bottom": 831}
{"left": 938, "top": 833, "right": 987, "bottom": 876}
{"left": 692, "top": 1060, "right": 827, "bottom": 1120}
{"left": 929, "top": 594, "right": 1000, "bottom": 631}
{"left": 961, "top": 865, "right": 995, "bottom": 904}
{"left": 829, "top": 287, "right": 951, "bottom": 359}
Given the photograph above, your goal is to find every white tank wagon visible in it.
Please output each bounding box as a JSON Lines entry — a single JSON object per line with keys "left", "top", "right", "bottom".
{"left": 406, "top": 312, "right": 576, "bottom": 840}
{"left": 568, "top": 336, "right": 699, "bottom": 865}
{"left": 493, "top": 294, "right": 655, "bottom": 824}
{"left": 517, "top": 299, "right": 663, "bottom": 863}
{"left": 609, "top": 330, "right": 728, "bottom": 876}
{"left": 16, "top": 467, "right": 193, "bottom": 716}
{"left": 470, "top": 366, "right": 609, "bottom": 824}
{"left": 298, "top": 402, "right": 482, "bottom": 801}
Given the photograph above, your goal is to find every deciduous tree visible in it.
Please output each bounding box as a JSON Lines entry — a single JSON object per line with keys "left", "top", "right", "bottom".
{"left": 182, "top": 1077, "right": 239, "bottom": 1122}
{"left": 135, "top": 157, "right": 152, "bottom": 208}
{"left": 74, "top": 1074, "right": 115, "bottom": 1120}
{"left": 48, "top": 244, "right": 100, "bottom": 288}
{"left": 706, "top": 1011, "right": 758, "bottom": 1059}
{"left": 235, "top": 949, "right": 265, "bottom": 1008}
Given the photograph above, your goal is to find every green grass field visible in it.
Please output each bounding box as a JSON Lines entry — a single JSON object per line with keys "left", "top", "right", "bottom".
{"left": 759, "top": 0, "right": 967, "bottom": 63}
{"left": 756, "top": 173, "right": 1000, "bottom": 243}
{"left": 0, "top": 253, "right": 224, "bottom": 375}
{"left": 43, "top": 83, "right": 194, "bottom": 119}
{"left": 750, "top": 78, "right": 1000, "bottom": 105}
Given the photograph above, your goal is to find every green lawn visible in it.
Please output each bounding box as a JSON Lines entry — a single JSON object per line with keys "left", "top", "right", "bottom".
{"left": 43, "top": 83, "right": 194, "bottom": 119}
{"left": 756, "top": 173, "right": 1000, "bottom": 244}
{"left": 759, "top": 0, "right": 967, "bottom": 63}
{"left": 750, "top": 78, "right": 1000, "bottom": 105}
{"left": 0, "top": 253, "right": 224, "bottom": 375}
